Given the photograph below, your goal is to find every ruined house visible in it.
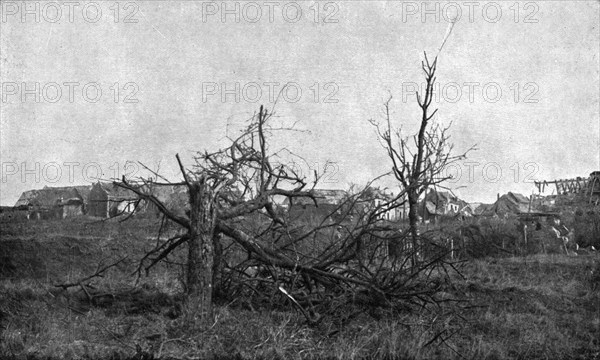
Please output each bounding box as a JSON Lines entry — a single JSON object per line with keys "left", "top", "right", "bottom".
{"left": 86, "top": 182, "right": 192, "bottom": 219}
{"left": 88, "top": 182, "right": 139, "bottom": 218}
{"left": 14, "top": 185, "right": 91, "bottom": 219}
{"left": 421, "top": 189, "right": 469, "bottom": 222}
{"left": 368, "top": 189, "right": 408, "bottom": 222}
{"left": 472, "top": 203, "right": 494, "bottom": 216}
{"left": 14, "top": 190, "right": 39, "bottom": 210}
{"left": 483, "top": 192, "right": 532, "bottom": 217}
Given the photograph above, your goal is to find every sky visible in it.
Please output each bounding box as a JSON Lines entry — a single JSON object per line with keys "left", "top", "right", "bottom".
{"left": 1, "top": 0, "right": 599, "bottom": 206}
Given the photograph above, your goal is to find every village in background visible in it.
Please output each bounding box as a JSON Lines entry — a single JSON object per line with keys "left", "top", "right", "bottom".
{"left": 6, "top": 171, "right": 599, "bottom": 218}
{"left": 3, "top": 170, "right": 599, "bottom": 254}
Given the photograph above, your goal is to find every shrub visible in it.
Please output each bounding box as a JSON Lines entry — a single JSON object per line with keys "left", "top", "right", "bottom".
{"left": 572, "top": 207, "right": 600, "bottom": 248}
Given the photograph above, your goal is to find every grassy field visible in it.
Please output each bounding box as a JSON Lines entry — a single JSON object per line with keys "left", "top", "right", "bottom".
{"left": 1, "top": 217, "right": 599, "bottom": 360}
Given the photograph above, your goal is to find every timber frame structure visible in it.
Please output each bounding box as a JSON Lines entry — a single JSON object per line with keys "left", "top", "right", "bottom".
{"left": 534, "top": 171, "right": 600, "bottom": 203}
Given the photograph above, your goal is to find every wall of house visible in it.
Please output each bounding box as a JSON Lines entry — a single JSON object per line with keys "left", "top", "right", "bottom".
{"left": 88, "top": 185, "right": 109, "bottom": 218}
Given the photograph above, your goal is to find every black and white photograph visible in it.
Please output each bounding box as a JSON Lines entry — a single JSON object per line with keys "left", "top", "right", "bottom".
{"left": 1, "top": 1, "right": 599, "bottom": 359}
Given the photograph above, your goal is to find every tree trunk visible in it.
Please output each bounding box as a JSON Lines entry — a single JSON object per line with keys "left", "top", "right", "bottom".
{"left": 407, "top": 190, "right": 420, "bottom": 263}
{"left": 212, "top": 233, "right": 223, "bottom": 297}
{"left": 184, "top": 183, "right": 215, "bottom": 327}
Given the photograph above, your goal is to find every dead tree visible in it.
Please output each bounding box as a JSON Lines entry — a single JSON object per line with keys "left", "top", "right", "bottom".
{"left": 116, "top": 105, "right": 322, "bottom": 325}
{"left": 370, "top": 52, "right": 474, "bottom": 260}
{"left": 116, "top": 104, "right": 460, "bottom": 329}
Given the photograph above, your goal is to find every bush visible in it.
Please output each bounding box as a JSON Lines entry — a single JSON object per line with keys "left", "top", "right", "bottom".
{"left": 572, "top": 207, "right": 600, "bottom": 248}
{"left": 424, "top": 218, "right": 521, "bottom": 260}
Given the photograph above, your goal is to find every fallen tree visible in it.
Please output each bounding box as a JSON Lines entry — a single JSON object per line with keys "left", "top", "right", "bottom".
{"left": 113, "top": 104, "right": 460, "bottom": 330}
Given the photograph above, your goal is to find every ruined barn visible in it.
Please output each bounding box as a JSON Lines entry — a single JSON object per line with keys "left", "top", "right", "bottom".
{"left": 483, "top": 192, "right": 533, "bottom": 217}
{"left": 421, "top": 189, "right": 470, "bottom": 223}
{"left": 88, "top": 182, "right": 139, "bottom": 218}
{"left": 14, "top": 186, "right": 90, "bottom": 219}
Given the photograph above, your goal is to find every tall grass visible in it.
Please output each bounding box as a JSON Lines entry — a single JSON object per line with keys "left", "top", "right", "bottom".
{"left": 1, "top": 218, "right": 599, "bottom": 359}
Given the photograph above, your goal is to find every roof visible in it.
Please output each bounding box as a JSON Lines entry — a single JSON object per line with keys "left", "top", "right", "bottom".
{"left": 93, "top": 182, "right": 138, "bottom": 200}
{"left": 508, "top": 192, "right": 529, "bottom": 204}
{"left": 14, "top": 186, "right": 88, "bottom": 208}
{"left": 486, "top": 192, "right": 532, "bottom": 215}
{"left": 73, "top": 185, "right": 92, "bottom": 203}
{"left": 425, "top": 201, "right": 445, "bottom": 215}
{"left": 426, "top": 189, "right": 459, "bottom": 204}
{"left": 422, "top": 189, "right": 469, "bottom": 215}
{"left": 45, "top": 185, "right": 92, "bottom": 204}
{"left": 34, "top": 188, "right": 82, "bottom": 207}
{"left": 473, "top": 203, "right": 493, "bottom": 215}
{"left": 291, "top": 189, "right": 347, "bottom": 206}
{"left": 437, "top": 191, "right": 455, "bottom": 203}
{"left": 14, "top": 190, "right": 39, "bottom": 207}
{"left": 469, "top": 202, "right": 484, "bottom": 212}
{"left": 351, "top": 187, "right": 404, "bottom": 206}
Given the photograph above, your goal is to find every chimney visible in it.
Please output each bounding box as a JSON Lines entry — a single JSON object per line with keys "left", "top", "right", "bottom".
{"left": 497, "top": 193, "right": 500, "bottom": 201}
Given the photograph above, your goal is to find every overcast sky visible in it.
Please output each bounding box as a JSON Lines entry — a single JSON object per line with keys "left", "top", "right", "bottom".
{"left": 1, "top": 1, "right": 599, "bottom": 206}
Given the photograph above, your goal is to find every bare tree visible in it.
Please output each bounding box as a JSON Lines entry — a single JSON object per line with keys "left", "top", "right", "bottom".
{"left": 370, "top": 52, "right": 474, "bottom": 259}
{"left": 114, "top": 102, "right": 461, "bottom": 330}
{"left": 117, "top": 105, "right": 320, "bottom": 325}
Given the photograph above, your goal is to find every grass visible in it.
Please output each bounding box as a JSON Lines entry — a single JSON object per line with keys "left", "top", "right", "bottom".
{"left": 452, "top": 255, "right": 600, "bottom": 359}
{"left": 1, "top": 218, "right": 599, "bottom": 359}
